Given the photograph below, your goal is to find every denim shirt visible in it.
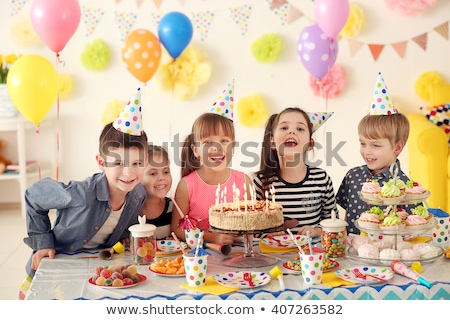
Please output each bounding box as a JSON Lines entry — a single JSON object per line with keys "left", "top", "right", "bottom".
{"left": 23, "top": 172, "right": 146, "bottom": 276}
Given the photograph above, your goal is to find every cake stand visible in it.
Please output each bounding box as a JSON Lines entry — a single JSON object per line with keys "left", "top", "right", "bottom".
{"left": 209, "top": 225, "right": 284, "bottom": 268}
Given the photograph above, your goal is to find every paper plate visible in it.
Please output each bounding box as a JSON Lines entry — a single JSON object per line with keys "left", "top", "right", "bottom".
{"left": 88, "top": 275, "right": 147, "bottom": 288}
{"left": 334, "top": 266, "right": 393, "bottom": 284}
{"left": 260, "top": 235, "right": 308, "bottom": 249}
{"left": 212, "top": 271, "right": 271, "bottom": 289}
{"left": 282, "top": 260, "right": 340, "bottom": 273}
{"left": 156, "top": 240, "right": 186, "bottom": 257}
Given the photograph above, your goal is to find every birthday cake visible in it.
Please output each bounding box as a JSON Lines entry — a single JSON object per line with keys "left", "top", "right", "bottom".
{"left": 209, "top": 200, "right": 284, "bottom": 231}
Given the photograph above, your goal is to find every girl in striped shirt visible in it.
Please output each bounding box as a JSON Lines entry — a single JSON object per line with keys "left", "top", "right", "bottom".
{"left": 253, "top": 107, "right": 337, "bottom": 238}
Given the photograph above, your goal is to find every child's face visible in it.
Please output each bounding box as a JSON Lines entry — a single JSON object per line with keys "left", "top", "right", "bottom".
{"left": 271, "top": 111, "right": 312, "bottom": 162}
{"left": 192, "top": 126, "right": 234, "bottom": 172}
{"left": 359, "top": 136, "right": 401, "bottom": 174}
{"left": 97, "top": 146, "right": 147, "bottom": 195}
{"left": 141, "top": 153, "right": 172, "bottom": 199}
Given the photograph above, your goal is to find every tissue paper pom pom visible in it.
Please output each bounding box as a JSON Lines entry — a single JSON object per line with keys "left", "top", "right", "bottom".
{"left": 9, "top": 11, "right": 42, "bottom": 48}
{"left": 101, "top": 99, "right": 124, "bottom": 126}
{"left": 57, "top": 74, "right": 73, "bottom": 100}
{"left": 385, "top": 0, "right": 438, "bottom": 16}
{"left": 251, "top": 34, "right": 283, "bottom": 63}
{"left": 340, "top": 3, "right": 365, "bottom": 38}
{"left": 237, "top": 94, "right": 269, "bottom": 128}
{"left": 414, "top": 71, "right": 444, "bottom": 102}
{"left": 81, "top": 39, "right": 110, "bottom": 71}
{"left": 309, "top": 65, "right": 346, "bottom": 98}
{"left": 156, "top": 45, "right": 212, "bottom": 100}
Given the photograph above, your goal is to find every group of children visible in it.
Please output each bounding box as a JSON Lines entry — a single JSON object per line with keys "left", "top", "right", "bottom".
{"left": 20, "top": 73, "right": 414, "bottom": 298}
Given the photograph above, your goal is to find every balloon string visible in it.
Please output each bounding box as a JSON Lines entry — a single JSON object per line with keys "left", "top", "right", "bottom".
{"left": 35, "top": 125, "right": 41, "bottom": 180}
{"left": 56, "top": 93, "right": 60, "bottom": 181}
{"left": 56, "top": 53, "right": 65, "bottom": 67}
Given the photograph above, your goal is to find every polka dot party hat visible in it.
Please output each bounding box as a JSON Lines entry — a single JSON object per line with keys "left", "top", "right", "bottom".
{"left": 370, "top": 72, "right": 398, "bottom": 115}
{"left": 112, "top": 88, "right": 143, "bottom": 136}
{"left": 307, "top": 112, "right": 333, "bottom": 132}
{"left": 208, "top": 79, "right": 234, "bottom": 121}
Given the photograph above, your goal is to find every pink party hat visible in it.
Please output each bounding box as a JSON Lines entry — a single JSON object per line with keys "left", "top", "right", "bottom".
{"left": 369, "top": 72, "right": 397, "bottom": 115}
{"left": 208, "top": 79, "right": 234, "bottom": 121}
{"left": 113, "top": 88, "right": 143, "bottom": 136}
{"left": 307, "top": 111, "right": 333, "bottom": 132}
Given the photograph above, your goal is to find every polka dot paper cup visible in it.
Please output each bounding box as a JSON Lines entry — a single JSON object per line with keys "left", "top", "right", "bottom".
{"left": 300, "top": 252, "right": 324, "bottom": 285}
{"left": 183, "top": 254, "right": 208, "bottom": 287}
{"left": 185, "top": 227, "right": 204, "bottom": 249}
{"left": 432, "top": 216, "right": 450, "bottom": 247}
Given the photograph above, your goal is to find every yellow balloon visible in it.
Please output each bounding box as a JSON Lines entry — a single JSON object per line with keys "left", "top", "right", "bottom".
{"left": 7, "top": 54, "right": 58, "bottom": 125}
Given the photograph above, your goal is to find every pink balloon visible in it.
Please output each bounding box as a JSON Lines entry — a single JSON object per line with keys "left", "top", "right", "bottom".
{"left": 297, "top": 24, "right": 339, "bottom": 80}
{"left": 314, "top": 0, "right": 350, "bottom": 38}
{"left": 30, "top": 0, "right": 81, "bottom": 54}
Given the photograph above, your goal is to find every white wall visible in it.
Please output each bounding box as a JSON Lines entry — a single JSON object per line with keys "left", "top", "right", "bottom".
{"left": 1, "top": 0, "right": 449, "bottom": 202}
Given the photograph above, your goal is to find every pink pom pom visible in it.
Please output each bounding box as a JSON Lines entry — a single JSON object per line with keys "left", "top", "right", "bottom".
{"left": 385, "top": 0, "right": 438, "bottom": 16}
{"left": 309, "top": 65, "right": 346, "bottom": 99}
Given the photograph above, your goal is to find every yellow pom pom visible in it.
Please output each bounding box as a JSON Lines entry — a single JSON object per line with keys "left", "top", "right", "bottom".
{"left": 101, "top": 99, "right": 124, "bottom": 127}
{"left": 340, "top": 3, "right": 365, "bottom": 38}
{"left": 411, "top": 261, "right": 422, "bottom": 274}
{"left": 57, "top": 74, "right": 73, "bottom": 100}
{"left": 237, "top": 94, "right": 269, "bottom": 128}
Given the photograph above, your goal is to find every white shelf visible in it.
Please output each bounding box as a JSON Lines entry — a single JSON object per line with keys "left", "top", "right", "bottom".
{"left": 0, "top": 115, "right": 54, "bottom": 217}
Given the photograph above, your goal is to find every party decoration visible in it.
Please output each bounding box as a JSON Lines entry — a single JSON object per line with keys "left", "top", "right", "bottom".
{"left": 385, "top": 0, "right": 438, "bottom": 16}
{"left": 121, "top": 29, "right": 162, "bottom": 84}
{"left": 114, "top": 11, "right": 138, "bottom": 42}
{"left": 101, "top": 99, "right": 125, "bottom": 127}
{"left": 113, "top": 88, "right": 143, "bottom": 136}
{"left": 414, "top": 71, "right": 450, "bottom": 105}
{"left": 340, "top": 3, "right": 365, "bottom": 38}
{"left": 307, "top": 112, "right": 334, "bottom": 132}
{"left": 7, "top": 54, "right": 58, "bottom": 125}
{"left": 297, "top": 24, "right": 339, "bottom": 79}
{"left": 309, "top": 64, "right": 346, "bottom": 99}
{"left": 81, "top": 39, "right": 110, "bottom": 71}
{"left": 237, "top": 94, "right": 269, "bottom": 128}
{"left": 156, "top": 45, "right": 211, "bottom": 100}
{"left": 10, "top": 11, "right": 43, "bottom": 48}
{"left": 190, "top": 11, "right": 215, "bottom": 41}
{"left": 30, "top": 0, "right": 81, "bottom": 54}
{"left": 57, "top": 74, "right": 73, "bottom": 100}
{"left": 229, "top": 5, "right": 252, "bottom": 36}
{"left": 251, "top": 34, "right": 283, "bottom": 63}
{"left": 209, "top": 80, "right": 234, "bottom": 121}
{"left": 314, "top": 0, "right": 350, "bottom": 38}
{"left": 81, "top": 6, "right": 105, "bottom": 38}
{"left": 420, "top": 104, "right": 450, "bottom": 145}
{"left": 369, "top": 72, "right": 397, "bottom": 115}
{"left": 158, "top": 12, "right": 193, "bottom": 59}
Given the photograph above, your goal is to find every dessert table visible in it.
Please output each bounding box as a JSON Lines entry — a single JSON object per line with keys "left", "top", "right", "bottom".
{"left": 25, "top": 243, "right": 450, "bottom": 300}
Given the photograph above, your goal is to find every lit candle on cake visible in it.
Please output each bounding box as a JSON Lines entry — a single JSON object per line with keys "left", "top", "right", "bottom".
{"left": 220, "top": 190, "right": 224, "bottom": 213}
{"left": 251, "top": 185, "right": 256, "bottom": 210}
{"left": 232, "top": 183, "right": 236, "bottom": 205}
{"left": 215, "top": 183, "right": 220, "bottom": 206}
{"left": 265, "top": 190, "right": 269, "bottom": 211}
{"left": 244, "top": 192, "right": 247, "bottom": 213}
{"left": 270, "top": 185, "right": 275, "bottom": 203}
{"left": 236, "top": 188, "right": 240, "bottom": 212}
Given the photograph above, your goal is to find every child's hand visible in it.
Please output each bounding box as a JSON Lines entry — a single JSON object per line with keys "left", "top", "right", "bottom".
{"left": 120, "top": 237, "right": 130, "bottom": 247}
{"left": 31, "top": 248, "right": 56, "bottom": 270}
{"left": 297, "top": 226, "right": 321, "bottom": 238}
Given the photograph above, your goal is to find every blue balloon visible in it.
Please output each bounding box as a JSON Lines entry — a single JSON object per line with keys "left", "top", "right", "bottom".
{"left": 158, "top": 12, "right": 193, "bottom": 59}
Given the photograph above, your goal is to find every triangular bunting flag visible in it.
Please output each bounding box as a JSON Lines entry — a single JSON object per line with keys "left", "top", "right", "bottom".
{"left": 270, "top": 0, "right": 288, "bottom": 10}
{"left": 114, "top": 11, "right": 138, "bottom": 41}
{"left": 368, "top": 44, "right": 385, "bottom": 61}
{"left": 115, "top": 0, "right": 123, "bottom": 4}
{"left": 287, "top": 5, "right": 304, "bottom": 24}
{"left": 10, "top": 0, "right": 28, "bottom": 16}
{"left": 178, "top": 0, "right": 186, "bottom": 6}
{"left": 82, "top": 6, "right": 105, "bottom": 38}
{"left": 347, "top": 38, "right": 364, "bottom": 57}
{"left": 135, "top": 0, "right": 144, "bottom": 8}
{"left": 412, "top": 33, "right": 428, "bottom": 51}
{"left": 434, "top": 21, "right": 449, "bottom": 40}
{"left": 150, "top": 12, "right": 163, "bottom": 30}
{"left": 391, "top": 41, "right": 407, "bottom": 58}
{"left": 272, "top": 3, "right": 290, "bottom": 25}
{"left": 229, "top": 5, "right": 252, "bottom": 36}
{"left": 191, "top": 11, "right": 215, "bottom": 41}
{"left": 152, "top": 0, "right": 162, "bottom": 9}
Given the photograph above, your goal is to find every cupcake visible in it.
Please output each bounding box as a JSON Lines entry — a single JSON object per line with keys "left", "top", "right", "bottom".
{"left": 361, "top": 179, "right": 381, "bottom": 200}
{"left": 358, "top": 206, "right": 384, "bottom": 229}
{"left": 380, "top": 213, "right": 405, "bottom": 232}
{"left": 405, "top": 180, "right": 427, "bottom": 200}
{"left": 396, "top": 207, "right": 409, "bottom": 221}
{"left": 410, "top": 205, "right": 433, "bottom": 222}
{"left": 378, "top": 180, "right": 405, "bottom": 204}
{"left": 405, "top": 214, "right": 428, "bottom": 228}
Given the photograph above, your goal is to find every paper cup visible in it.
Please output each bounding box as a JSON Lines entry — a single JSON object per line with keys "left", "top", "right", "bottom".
{"left": 432, "top": 216, "right": 450, "bottom": 246}
{"left": 185, "top": 227, "right": 204, "bottom": 249}
{"left": 300, "top": 252, "right": 324, "bottom": 285}
{"left": 183, "top": 254, "right": 208, "bottom": 287}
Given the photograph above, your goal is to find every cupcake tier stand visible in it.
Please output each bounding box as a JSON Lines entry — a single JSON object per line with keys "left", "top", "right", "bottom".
{"left": 209, "top": 225, "right": 284, "bottom": 268}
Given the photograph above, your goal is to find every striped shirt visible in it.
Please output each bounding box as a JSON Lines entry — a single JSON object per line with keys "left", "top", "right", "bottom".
{"left": 253, "top": 166, "right": 337, "bottom": 233}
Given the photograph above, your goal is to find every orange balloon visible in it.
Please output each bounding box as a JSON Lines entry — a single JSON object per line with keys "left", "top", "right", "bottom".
{"left": 122, "top": 29, "right": 162, "bottom": 83}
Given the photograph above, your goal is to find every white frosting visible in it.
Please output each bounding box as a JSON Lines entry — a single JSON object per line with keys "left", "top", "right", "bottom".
{"left": 358, "top": 243, "right": 379, "bottom": 258}
{"left": 379, "top": 248, "right": 401, "bottom": 259}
